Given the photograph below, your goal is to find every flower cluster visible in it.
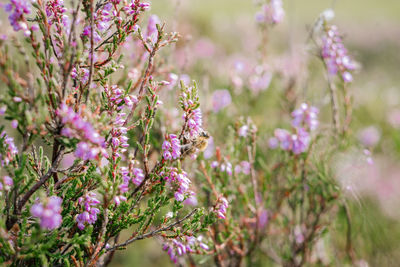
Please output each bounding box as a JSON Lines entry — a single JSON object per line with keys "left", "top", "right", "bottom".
{"left": 180, "top": 84, "right": 203, "bottom": 137}
{"left": 163, "top": 235, "right": 209, "bottom": 264}
{"left": 211, "top": 161, "right": 233, "bottom": 176}
{"left": 71, "top": 67, "right": 89, "bottom": 85}
{"left": 269, "top": 103, "right": 318, "bottom": 154}
{"left": 321, "top": 25, "right": 355, "bottom": 83}
{"left": 45, "top": 0, "right": 69, "bottom": 28}
{"left": 123, "top": 1, "right": 150, "bottom": 15}
{"left": 0, "top": 131, "right": 18, "bottom": 166}
{"left": 110, "top": 126, "right": 129, "bottom": 157}
{"left": 291, "top": 103, "right": 319, "bottom": 130}
{"left": 234, "top": 161, "right": 251, "bottom": 175}
{"left": 0, "top": 176, "right": 13, "bottom": 194}
{"left": 57, "top": 104, "right": 107, "bottom": 160}
{"left": 255, "top": 0, "right": 285, "bottom": 25}
{"left": 4, "top": 0, "right": 31, "bottom": 36}
{"left": 162, "top": 134, "right": 181, "bottom": 160}
{"left": 214, "top": 196, "right": 229, "bottom": 219}
{"left": 104, "top": 84, "right": 138, "bottom": 112}
{"left": 30, "top": 196, "right": 63, "bottom": 230}
{"left": 104, "top": 85, "right": 138, "bottom": 159}
{"left": 76, "top": 192, "right": 101, "bottom": 230}
{"left": 269, "top": 126, "right": 310, "bottom": 154}
{"left": 119, "top": 166, "right": 145, "bottom": 193}
{"left": 186, "top": 108, "right": 203, "bottom": 137}
{"left": 229, "top": 61, "right": 272, "bottom": 95}
{"left": 95, "top": 3, "right": 113, "bottom": 31}
{"left": 162, "top": 168, "right": 191, "bottom": 202}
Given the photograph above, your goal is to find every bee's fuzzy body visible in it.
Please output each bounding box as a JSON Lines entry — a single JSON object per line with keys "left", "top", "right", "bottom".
{"left": 181, "top": 131, "right": 210, "bottom": 157}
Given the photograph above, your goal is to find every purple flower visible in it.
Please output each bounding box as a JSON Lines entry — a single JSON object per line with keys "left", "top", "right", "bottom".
{"left": 163, "top": 168, "right": 191, "bottom": 202}
{"left": 46, "top": 0, "right": 69, "bottom": 27}
{"left": 268, "top": 137, "right": 279, "bottom": 149}
{"left": 211, "top": 161, "right": 219, "bottom": 168}
{"left": 163, "top": 235, "right": 208, "bottom": 263}
{"left": 185, "top": 108, "right": 203, "bottom": 137}
{"left": 131, "top": 168, "right": 145, "bottom": 186}
{"left": 291, "top": 103, "right": 319, "bottom": 131}
{"left": 82, "top": 25, "right": 101, "bottom": 42}
{"left": 291, "top": 128, "right": 310, "bottom": 154}
{"left": 274, "top": 128, "right": 292, "bottom": 151}
{"left": 0, "top": 131, "right": 18, "bottom": 166}
{"left": 11, "top": 119, "right": 18, "bottom": 129}
{"left": 357, "top": 126, "right": 380, "bottom": 147}
{"left": 30, "top": 196, "right": 63, "bottom": 230}
{"left": 4, "top": 0, "right": 31, "bottom": 35}
{"left": 321, "top": 25, "right": 355, "bottom": 83}
{"left": 162, "top": 134, "right": 181, "bottom": 160}
{"left": 76, "top": 192, "right": 100, "bottom": 230}
{"left": 212, "top": 89, "right": 231, "bottom": 113}
{"left": 220, "top": 162, "right": 233, "bottom": 176}
{"left": 238, "top": 125, "right": 249, "bottom": 137}
{"left": 113, "top": 195, "right": 127, "bottom": 206}
{"left": 215, "top": 196, "right": 229, "bottom": 219}
{"left": 180, "top": 84, "right": 204, "bottom": 137}
{"left": 1, "top": 175, "right": 13, "bottom": 191}
{"left": 75, "top": 142, "right": 99, "bottom": 160}
{"left": 249, "top": 72, "right": 272, "bottom": 94}
{"left": 183, "top": 192, "right": 198, "bottom": 206}
{"left": 0, "top": 106, "right": 6, "bottom": 115}
{"left": 56, "top": 104, "right": 106, "bottom": 160}
{"left": 239, "top": 161, "right": 251, "bottom": 175}
{"left": 258, "top": 209, "right": 269, "bottom": 229}
{"left": 256, "top": 0, "right": 284, "bottom": 25}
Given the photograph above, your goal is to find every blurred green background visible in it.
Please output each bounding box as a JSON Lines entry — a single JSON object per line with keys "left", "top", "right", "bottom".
{"left": 110, "top": 0, "right": 400, "bottom": 266}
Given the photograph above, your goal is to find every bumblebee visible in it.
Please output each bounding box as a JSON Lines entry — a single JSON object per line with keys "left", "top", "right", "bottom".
{"left": 181, "top": 131, "right": 210, "bottom": 157}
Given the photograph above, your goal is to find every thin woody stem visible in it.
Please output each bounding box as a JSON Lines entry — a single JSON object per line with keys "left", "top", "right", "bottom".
{"left": 106, "top": 208, "right": 198, "bottom": 252}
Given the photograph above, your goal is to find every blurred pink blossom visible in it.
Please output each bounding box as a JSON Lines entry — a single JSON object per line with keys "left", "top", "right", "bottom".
{"left": 357, "top": 126, "right": 380, "bottom": 147}
{"left": 212, "top": 89, "right": 231, "bottom": 113}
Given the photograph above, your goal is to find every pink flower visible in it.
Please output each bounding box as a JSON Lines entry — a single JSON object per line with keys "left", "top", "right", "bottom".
{"left": 215, "top": 196, "right": 229, "bottom": 219}
{"left": 162, "top": 134, "right": 181, "bottom": 160}
{"left": 0, "top": 106, "right": 6, "bottom": 115}
{"left": 238, "top": 125, "right": 249, "bottom": 137}
{"left": 11, "top": 119, "right": 18, "bottom": 129}
{"left": 291, "top": 103, "right": 319, "bottom": 131}
{"left": 256, "top": 0, "right": 285, "bottom": 25}
{"left": 321, "top": 25, "right": 356, "bottom": 83}
{"left": 212, "top": 89, "right": 231, "bottom": 113}
{"left": 76, "top": 192, "right": 100, "bottom": 230}
{"left": 30, "top": 196, "right": 63, "bottom": 230}
{"left": 0, "top": 131, "right": 18, "bottom": 166}
{"left": 358, "top": 126, "right": 380, "bottom": 147}
{"left": 163, "top": 168, "right": 191, "bottom": 202}
{"left": 56, "top": 103, "right": 106, "bottom": 160}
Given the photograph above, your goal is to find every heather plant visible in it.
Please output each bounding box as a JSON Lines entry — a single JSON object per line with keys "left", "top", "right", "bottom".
{"left": 0, "top": 0, "right": 222, "bottom": 265}
{"left": 158, "top": 5, "right": 364, "bottom": 267}
{"left": 0, "top": 0, "right": 379, "bottom": 266}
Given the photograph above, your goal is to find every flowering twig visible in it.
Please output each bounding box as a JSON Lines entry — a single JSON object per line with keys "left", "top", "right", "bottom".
{"left": 106, "top": 208, "right": 198, "bottom": 252}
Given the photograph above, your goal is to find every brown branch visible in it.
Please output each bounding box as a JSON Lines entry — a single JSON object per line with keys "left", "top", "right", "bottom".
{"left": 6, "top": 147, "right": 64, "bottom": 230}
{"left": 17, "top": 148, "right": 64, "bottom": 211}
{"left": 123, "top": 25, "right": 165, "bottom": 127}
{"left": 105, "top": 208, "right": 198, "bottom": 252}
